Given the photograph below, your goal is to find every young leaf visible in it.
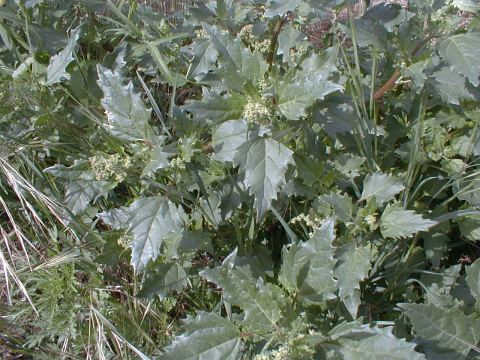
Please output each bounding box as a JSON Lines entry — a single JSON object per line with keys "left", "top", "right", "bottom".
{"left": 97, "top": 65, "right": 152, "bottom": 141}
{"left": 125, "top": 196, "right": 185, "bottom": 273}
{"left": 45, "top": 26, "right": 81, "bottom": 85}
{"left": 162, "top": 311, "right": 242, "bottom": 360}
{"left": 399, "top": 303, "right": 480, "bottom": 359}
{"left": 279, "top": 219, "right": 337, "bottom": 305}
{"left": 380, "top": 203, "right": 437, "bottom": 239}
{"left": 235, "top": 137, "right": 294, "bottom": 220}
{"left": 360, "top": 172, "right": 404, "bottom": 206}
{"left": 438, "top": 33, "right": 480, "bottom": 87}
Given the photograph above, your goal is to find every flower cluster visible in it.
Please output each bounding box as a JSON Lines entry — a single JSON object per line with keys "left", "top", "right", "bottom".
{"left": 239, "top": 24, "right": 255, "bottom": 43}
{"left": 117, "top": 232, "right": 132, "bottom": 249}
{"left": 243, "top": 98, "right": 271, "bottom": 125}
{"left": 88, "top": 153, "right": 131, "bottom": 182}
{"left": 239, "top": 24, "right": 271, "bottom": 54}
{"left": 289, "top": 213, "right": 323, "bottom": 238}
{"left": 253, "top": 346, "right": 289, "bottom": 360}
{"left": 253, "top": 38, "right": 271, "bottom": 53}
{"left": 195, "top": 28, "right": 208, "bottom": 39}
{"left": 169, "top": 156, "right": 186, "bottom": 171}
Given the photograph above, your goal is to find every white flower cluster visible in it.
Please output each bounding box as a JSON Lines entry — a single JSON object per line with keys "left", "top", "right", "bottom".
{"left": 253, "top": 346, "right": 290, "bottom": 360}
{"left": 253, "top": 38, "right": 271, "bottom": 53}
{"left": 290, "top": 213, "right": 323, "bottom": 238}
{"left": 364, "top": 214, "right": 377, "bottom": 228}
{"left": 239, "top": 24, "right": 271, "bottom": 53}
{"left": 89, "top": 153, "right": 131, "bottom": 182}
{"left": 239, "top": 24, "right": 255, "bottom": 43}
{"left": 169, "top": 156, "right": 186, "bottom": 171}
{"left": 195, "top": 28, "right": 208, "bottom": 39}
{"left": 243, "top": 98, "right": 270, "bottom": 125}
{"left": 117, "top": 232, "right": 132, "bottom": 249}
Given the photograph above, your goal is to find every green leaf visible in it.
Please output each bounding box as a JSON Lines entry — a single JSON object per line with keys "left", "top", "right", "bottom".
{"left": 433, "top": 68, "right": 474, "bottom": 105}
{"left": 138, "top": 263, "right": 188, "bottom": 299}
{"left": 44, "top": 160, "right": 93, "bottom": 181}
{"left": 276, "top": 72, "right": 342, "bottom": 120}
{"left": 294, "top": 154, "right": 324, "bottom": 186}
{"left": 147, "top": 41, "right": 187, "bottom": 87}
{"left": 466, "top": 258, "right": 480, "bottom": 309}
{"left": 265, "top": 0, "right": 302, "bottom": 17}
{"left": 336, "top": 328, "right": 427, "bottom": 360}
{"left": 200, "top": 249, "right": 285, "bottom": 332}
{"left": 187, "top": 39, "right": 218, "bottom": 80}
{"left": 202, "top": 24, "right": 267, "bottom": 89}
{"left": 141, "top": 144, "right": 171, "bottom": 177}
{"left": 277, "top": 25, "right": 306, "bottom": 64}
{"left": 184, "top": 90, "right": 246, "bottom": 125}
{"left": 163, "top": 311, "right": 242, "bottom": 360}
{"left": 45, "top": 26, "right": 81, "bottom": 85}
{"left": 316, "top": 193, "right": 354, "bottom": 223}
{"left": 380, "top": 203, "right": 437, "bottom": 239}
{"left": 334, "top": 243, "right": 372, "bottom": 318}
{"left": 458, "top": 215, "right": 480, "bottom": 241}
{"left": 235, "top": 137, "right": 294, "bottom": 220}
{"left": 360, "top": 172, "right": 404, "bottom": 206}
{"left": 279, "top": 219, "right": 337, "bottom": 305}
{"left": 97, "top": 65, "right": 152, "bottom": 141}
{"left": 399, "top": 303, "right": 480, "bottom": 359}
{"left": 452, "top": 0, "right": 480, "bottom": 12}
{"left": 97, "top": 207, "right": 129, "bottom": 229}
{"left": 212, "top": 119, "right": 248, "bottom": 163}
{"left": 438, "top": 33, "right": 480, "bottom": 87}
{"left": 65, "top": 180, "right": 112, "bottom": 215}
{"left": 125, "top": 196, "right": 185, "bottom": 273}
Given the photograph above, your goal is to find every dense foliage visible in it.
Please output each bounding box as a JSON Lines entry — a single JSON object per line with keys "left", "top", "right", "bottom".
{"left": 1, "top": 0, "right": 480, "bottom": 358}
